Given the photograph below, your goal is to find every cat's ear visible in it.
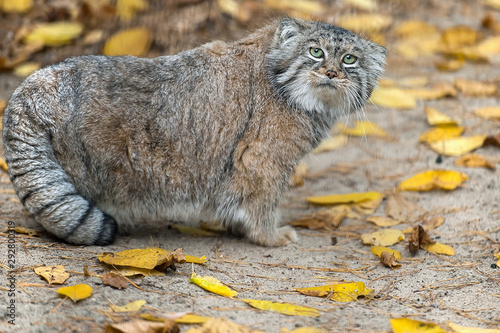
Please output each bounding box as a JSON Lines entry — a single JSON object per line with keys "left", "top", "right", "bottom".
{"left": 276, "top": 18, "right": 304, "bottom": 46}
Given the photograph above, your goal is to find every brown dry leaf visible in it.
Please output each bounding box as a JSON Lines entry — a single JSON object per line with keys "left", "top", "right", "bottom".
{"left": 312, "top": 135, "right": 348, "bottom": 154}
{"left": 101, "top": 272, "right": 128, "bottom": 289}
{"left": 116, "top": 0, "right": 148, "bottom": 21}
{"left": 474, "top": 106, "right": 500, "bottom": 120}
{"left": 98, "top": 247, "right": 186, "bottom": 271}
{"left": 34, "top": 265, "right": 70, "bottom": 285}
{"left": 395, "top": 20, "right": 438, "bottom": 38}
{"left": 482, "top": 12, "right": 500, "bottom": 32}
{"left": 385, "top": 193, "right": 424, "bottom": 221}
{"left": 290, "top": 162, "right": 307, "bottom": 187}
{"left": 419, "top": 125, "right": 465, "bottom": 143}
{"left": 380, "top": 252, "right": 401, "bottom": 269}
{"left": 435, "top": 58, "right": 465, "bottom": 72}
{"left": 361, "top": 229, "right": 405, "bottom": 247}
{"left": 429, "top": 135, "right": 487, "bottom": 156}
{"left": 369, "top": 87, "right": 416, "bottom": 109}
{"left": 484, "top": 133, "right": 500, "bottom": 147}
{"left": 289, "top": 205, "right": 349, "bottom": 230}
{"left": 172, "top": 224, "right": 217, "bottom": 237}
{"left": 109, "top": 300, "right": 146, "bottom": 313}
{"left": 424, "top": 107, "right": 460, "bottom": 126}
{"left": 105, "top": 319, "right": 179, "bottom": 333}
{"left": 398, "top": 170, "right": 468, "bottom": 191}
{"left": 441, "top": 25, "right": 481, "bottom": 51}
{"left": 57, "top": 284, "right": 93, "bottom": 303}
{"left": 184, "top": 317, "right": 262, "bottom": 333}
{"left": 337, "top": 14, "right": 392, "bottom": 34}
{"left": 454, "top": 154, "right": 496, "bottom": 170}
{"left": 454, "top": 78, "right": 497, "bottom": 97}
{"left": 408, "top": 225, "right": 435, "bottom": 255}
{"left": 422, "top": 217, "right": 445, "bottom": 231}
{"left": 365, "top": 216, "right": 403, "bottom": 227}
{"left": 103, "top": 28, "right": 152, "bottom": 57}
{"left": 0, "top": 0, "right": 32, "bottom": 13}
{"left": 24, "top": 22, "right": 84, "bottom": 46}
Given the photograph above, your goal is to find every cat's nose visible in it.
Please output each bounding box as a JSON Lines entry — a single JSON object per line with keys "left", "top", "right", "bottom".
{"left": 325, "top": 70, "right": 337, "bottom": 79}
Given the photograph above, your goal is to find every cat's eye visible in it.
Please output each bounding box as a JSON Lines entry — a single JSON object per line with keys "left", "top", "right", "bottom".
{"left": 342, "top": 54, "right": 357, "bottom": 65}
{"left": 309, "top": 48, "right": 324, "bottom": 58}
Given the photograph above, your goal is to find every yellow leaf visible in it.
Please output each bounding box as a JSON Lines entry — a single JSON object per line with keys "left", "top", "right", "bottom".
{"left": 365, "top": 216, "right": 403, "bottom": 227}
{"left": 14, "top": 62, "right": 40, "bottom": 77}
{"left": 441, "top": 25, "right": 481, "bottom": 50}
{"left": 435, "top": 58, "right": 465, "bottom": 72}
{"left": 98, "top": 247, "right": 185, "bottom": 270}
{"left": 242, "top": 299, "right": 320, "bottom": 317}
{"left": 338, "top": 121, "right": 388, "bottom": 137}
{"left": 361, "top": 229, "right": 405, "bottom": 246}
{"left": 57, "top": 284, "right": 92, "bottom": 303}
{"left": 109, "top": 300, "right": 146, "bottom": 313}
{"left": 390, "top": 318, "right": 447, "bottom": 333}
{"left": 395, "top": 20, "right": 438, "bottom": 38}
{"left": 419, "top": 125, "right": 465, "bottom": 143}
{"left": 370, "top": 246, "right": 402, "bottom": 259}
{"left": 398, "top": 170, "right": 468, "bottom": 191}
{"left": 34, "top": 265, "right": 70, "bottom": 285}
{"left": 421, "top": 242, "right": 455, "bottom": 256}
{"left": 1, "top": 0, "right": 32, "bottom": 13}
{"left": 449, "top": 322, "right": 500, "bottom": 333}
{"left": 175, "top": 314, "right": 210, "bottom": 324}
{"left": 424, "top": 107, "right": 460, "bottom": 126}
{"left": 112, "top": 267, "right": 165, "bottom": 277}
{"left": 263, "top": 0, "right": 324, "bottom": 15}
{"left": 24, "top": 22, "right": 83, "bottom": 46}
{"left": 183, "top": 317, "right": 263, "bottom": 333}
{"left": 369, "top": 87, "right": 416, "bottom": 109}
{"left": 345, "top": 0, "right": 377, "bottom": 11}
{"left": 395, "top": 34, "right": 441, "bottom": 60}
{"left": 337, "top": 14, "right": 392, "bottom": 34}
{"left": 116, "top": 0, "right": 148, "bottom": 21}
{"left": 296, "top": 282, "right": 373, "bottom": 302}
{"left": 0, "top": 158, "right": 8, "bottom": 173}
{"left": 454, "top": 154, "right": 495, "bottom": 170}
{"left": 495, "top": 252, "right": 500, "bottom": 267}
{"left": 406, "top": 84, "right": 457, "bottom": 100}
{"left": 189, "top": 272, "right": 238, "bottom": 298}
{"left": 306, "top": 191, "right": 383, "bottom": 206}
{"left": 399, "top": 76, "right": 430, "bottom": 87}
{"left": 429, "top": 135, "right": 487, "bottom": 156}
{"left": 13, "top": 226, "right": 40, "bottom": 236}
{"left": 474, "top": 106, "right": 500, "bottom": 120}
{"left": 106, "top": 319, "right": 179, "bottom": 333}
{"left": 282, "top": 328, "right": 328, "bottom": 333}
{"left": 185, "top": 255, "right": 208, "bottom": 265}
{"left": 455, "top": 78, "right": 497, "bottom": 97}
{"left": 103, "top": 27, "right": 152, "bottom": 57}
{"left": 312, "top": 135, "right": 348, "bottom": 153}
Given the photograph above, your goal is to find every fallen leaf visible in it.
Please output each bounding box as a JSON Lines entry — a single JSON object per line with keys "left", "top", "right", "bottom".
{"left": 419, "top": 125, "right": 465, "bottom": 143}
{"left": 345, "top": 0, "right": 377, "bottom": 10}
{"left": 454, "top": 154, "right": 495, "bottom": 170}
{"left": 408, "top": 225, "right": 435, "bottom": 255}
{"left": 0, "top": 100, "right": 6, "bottom": 115}
{"left": 34, "top": 265, "right": 70, "bottom": 285}
{"left": 406, "top": 83, "right": 457, "bottom": 100}
{"left": 473, "top": 106, "right": 500, "bottom": 120}
{"left": 184, "top": 255, "right": 208, "bottom": 265}
{"left": 429, "top": 135, "right": 487, "bottom": 156}
{"left": 312, "top": 135, "right": 348, "bottom": 153}
{"left": 175, "top": 314, "right": 211, "bottom": 324}
{"left": 57, "top": 284, "right": 93, "bottom": 303}
{"left": 454, "top": 78, "right": 497, "bottom": 97}
{"left": 424, "top": 107, "right": 460, "bottom": 126}
{"left": 189, "top": 272, "right": 238, "bottom": 298}
{"left": 289, "top": 205, "right": 349, "bottom": 230}
{"left": 281, "top": 328, "right": 328, "bottom": 333}
{"left": 448, "top": 322, "right": 500, "bottom": 333}
{"left": 13, "top": 62, "right": 40, "bottom": 77}
{"left": 338, "top": 121, "right": 388, "bottom": 137}
{"left": 173, "top": 224, "right": 217, "bottom": 237}
{"left": 370, "top": 246, "right": 402, "bottom": 259}
{"left": 395, "top": 20, "right": 438, "bottom": 38}
{"left": 24, "top": 22, "right": 84, "bottom": 46}
{"left": 369, "top": 87, "right": 416, "bottom": 109}
{"left": 484, "top": 133, "right": 500, "bottom": 147}
{"left": 13, "top": 226, "right": 40, "bottom": 236}
{"left": 83, "top": 29, "right": 104, "bottom": 45}
{"left": 306, "top": 191, "right": 383, "bottom": 205}
{"left": 296, "top": 281, "right": 373, "bottom": 302}
{"left": 242, "top": 299, "right": 320, "bottom": 316}
{"left": 380, "top": 252, "right": 401, "bottom": 269}
{"left": 441, "top": 25, "right": 481, "bottom": 50}
{"left": 365, "top": 216, "right": 403, "bottom": 227}
{"left": 264, "top": 0, "right": 325, "bottom": 16}
{"left": 111, "top": 267, "right": 165, "bottom": 277}
{"left": 435, "top": 58, "right": 465, "bottom": 72}
{"left": 218, "top": 0, "right": 256, "bottom": 22}
{"left": 385, "top": 193, "right": 425, "bottom": 221}
{"left": 495, "top": 251, "right": 500, "bottom": 267}
{"left": 183, "top": 317, "right": 260, "bottom": 333}
{"left": 105, "top": 319, "right": 179, "bottom": 333}
{"left": 110, "top": 300, "right": 146, "bottom": 313}
{"left": 98, "top": 247, "right": 186, "bottom": 271}
{"left": 361, "top": 229, "right": 405, "bottom": 246}
{"left": 390, "top": 318, "right": 447, "bottom": 333}
{"left": 101, "top": 272, "right": 128, "bottom": 289}
{"left": 337, "top": 14, "right": 392, "bottom": 34}
{"left": 290, "top": 162, "right": 307, "bottom": 187}
{"left": 103, "top": 27, "right": 152, "bottom": 57}
{"left": 422, "top": 217, "right": 445, "bottom": 231}
{"left": 421, "top": 242, "right": 455, "bottom": 256}
{"left": 399, "top": 76, "right": 430, "bottom": 87}
{"left": 0, "top": 0, "right": 32, "bottom": 13}
{"left": 398, "top": 170, "right": 468, "bottom": 191}
{"left": 482, "top": 12, "right": 500, "bottom": 32}
{"left": 116, "top": 0, "right": 148, "bottom": 21}
{"left": 395, "top": 33, "right": 441, "bottom": 60}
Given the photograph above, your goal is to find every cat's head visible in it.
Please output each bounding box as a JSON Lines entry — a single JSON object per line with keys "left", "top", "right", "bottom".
{"left": 266, "top": 18, "right": 386, "bottom": 116}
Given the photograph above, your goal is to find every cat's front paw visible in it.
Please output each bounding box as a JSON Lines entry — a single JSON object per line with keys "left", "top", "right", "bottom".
{"left": 250, "top": 226, "right": 298, "bottom": 247}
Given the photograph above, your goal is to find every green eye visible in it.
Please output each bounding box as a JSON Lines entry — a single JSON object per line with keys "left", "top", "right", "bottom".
{"left": 342, "top": 54, "right": 357, "bottom": 65}
{"left": 310, "top": 48, "right": 324, "bottom": 58}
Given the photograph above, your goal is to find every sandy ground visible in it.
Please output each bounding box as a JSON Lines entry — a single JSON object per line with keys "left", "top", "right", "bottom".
{"left": 1, "top": 2, "right": 500, "bottom": 333}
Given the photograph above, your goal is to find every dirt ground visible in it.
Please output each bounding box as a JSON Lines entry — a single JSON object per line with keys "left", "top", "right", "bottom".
{"left": 1, "top": 1, "right": 500, "bottom": 332}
